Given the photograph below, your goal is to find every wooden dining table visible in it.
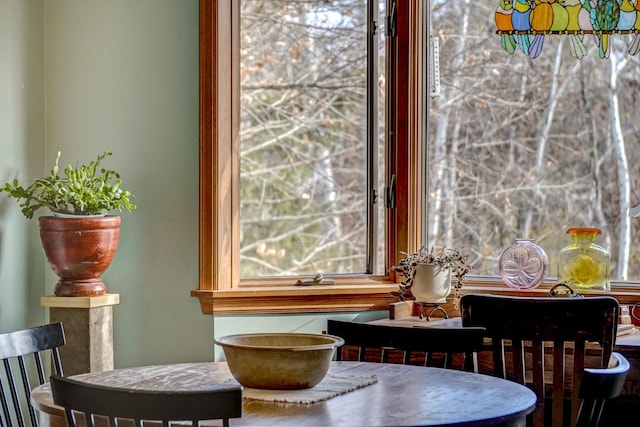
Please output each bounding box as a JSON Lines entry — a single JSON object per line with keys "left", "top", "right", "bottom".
{"left": 31, "top": 361, "right": 536, "bottom": 427}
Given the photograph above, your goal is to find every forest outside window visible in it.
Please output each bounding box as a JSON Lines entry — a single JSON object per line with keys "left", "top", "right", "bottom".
{"left": 238, "top": 0, "right": 385, "bottom": 278}
{"left": 425, "top": 2, "right": 640, "bottom": 286}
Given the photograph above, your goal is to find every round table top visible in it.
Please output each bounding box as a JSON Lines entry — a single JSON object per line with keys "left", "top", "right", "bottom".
{"left": 32, "top": 361, "right": 536, "bottom": 427}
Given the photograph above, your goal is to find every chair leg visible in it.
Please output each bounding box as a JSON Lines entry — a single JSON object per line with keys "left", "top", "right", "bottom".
{"left": 576, "top": 399, "right": 607, "bottom": 427}
{"left": 592, "top": 401, "right": 606, "bottom": 427}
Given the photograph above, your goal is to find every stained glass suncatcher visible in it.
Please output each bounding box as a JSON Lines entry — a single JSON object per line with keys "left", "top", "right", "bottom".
{"left": 495, "top": 0, "right": 640, "bottom": 59}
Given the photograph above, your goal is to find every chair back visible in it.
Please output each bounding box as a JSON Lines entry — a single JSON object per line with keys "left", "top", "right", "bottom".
{"left": 576, "top": 352, "right": 630, "bottom": 427}
{"left": 460, "top": 294, "right": 618, "bottom": 427}
{"left": 0, "top": 322, "right": 66, "bottom": 427}
{"left": 50, "top": 374, "right": 242, "bottom": 427}
{"left": 327, "top": 319, "right": 485, "bottom": 371}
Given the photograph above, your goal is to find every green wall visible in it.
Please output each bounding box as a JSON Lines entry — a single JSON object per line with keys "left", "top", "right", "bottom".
{"left": 42, "top": 0, "right": 212, "bottom": 367}
{"left": 0, "top": 0, "right": 383, "bottom": 368}
{"left": 0, "top": 0, "right": 46, "bottom": 331}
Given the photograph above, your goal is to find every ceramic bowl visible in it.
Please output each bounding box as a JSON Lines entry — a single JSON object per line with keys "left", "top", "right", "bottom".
{"left": 214, "top": 333, "right": 344, "bottom": 389}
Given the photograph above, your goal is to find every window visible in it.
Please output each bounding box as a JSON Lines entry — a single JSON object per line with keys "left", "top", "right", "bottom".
{"left": 425, "top": 1, "right": 640, "bottom": 285}
{"left": 238, "top": 0, "right": 385, "bottom": 278}
{"left": 195, "top": 1, "right": 640, "bottom": 316}
{"left": 194, "top": 0, "right": 428, "bottom": 314}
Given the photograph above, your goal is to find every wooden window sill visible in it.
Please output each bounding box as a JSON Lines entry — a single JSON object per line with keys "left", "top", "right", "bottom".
{"left": 192, "top": 278, "right": 640, "bottom": 315}
{"left": 191, "top": 284, "right": 399, "bottom": 315}
{"left": 461, "top": 280, "right": 640, "bottom": 303}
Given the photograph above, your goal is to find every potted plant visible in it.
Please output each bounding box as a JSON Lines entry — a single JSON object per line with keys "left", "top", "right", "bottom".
{"left": 391, "top": 246, "right": 472, "bottom": 308}
{"left": 1, "top": 151, "right": 136, "bottom": 297}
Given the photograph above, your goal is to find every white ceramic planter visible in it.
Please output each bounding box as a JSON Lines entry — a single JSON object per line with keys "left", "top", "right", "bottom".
{"left": 412, "top": 263, "right": 452, "bottom": 304}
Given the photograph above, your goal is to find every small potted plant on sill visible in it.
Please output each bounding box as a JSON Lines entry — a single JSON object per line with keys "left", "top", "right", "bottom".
{"left": 1, "top": 151, "right": 136, "bottom": 297}
{"left": 391, "top": 246, "right": 472, "bottom": 309}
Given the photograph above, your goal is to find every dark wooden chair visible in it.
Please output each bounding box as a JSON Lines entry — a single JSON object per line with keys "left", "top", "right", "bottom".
{"left": 50, "top": 374, "right": 243, "bottom": 427}
{"left": 327, "top": 319, "right": 486, "bottom": 371}
{"left": 0, "top": 322, "right": 66, "bottom": 427}
{"left": 576, "top": 351, "right": 630, "bottom": 427}
{"left": 460, "top": 294, "right": 619, "bottom": 427}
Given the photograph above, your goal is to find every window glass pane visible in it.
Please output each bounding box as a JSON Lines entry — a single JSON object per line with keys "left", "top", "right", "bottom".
{"left": 427, "top": 0, "right": 640, "bottom": 283}
{"left": 239, "top": 0, "right": 385, "bottom": 277}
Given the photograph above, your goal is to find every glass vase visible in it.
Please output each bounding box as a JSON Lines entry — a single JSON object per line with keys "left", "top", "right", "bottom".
{"left": 498, "top": 238, "right": 548, "bottom": 289}
{"left": 557, "top": 228, "right": 610, "bottom": 292}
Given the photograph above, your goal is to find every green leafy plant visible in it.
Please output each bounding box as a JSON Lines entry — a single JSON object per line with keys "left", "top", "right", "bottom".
{"left": 1, "top": 151, "right": 136, "bottom": 219}
{"left": 391, "top": 246, "right": 472, "bottom": 304}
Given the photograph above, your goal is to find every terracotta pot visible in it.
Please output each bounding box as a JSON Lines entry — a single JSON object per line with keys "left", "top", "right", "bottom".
{"left": 39, "top": 215, "right": 121, "bottom": 297}
{"left": 412, "top": 263, "right": 451, "bottom": 304}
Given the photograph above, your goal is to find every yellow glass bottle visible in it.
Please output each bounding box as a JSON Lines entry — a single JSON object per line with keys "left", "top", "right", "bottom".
{"left": 557, "top": 228, "right": 610, "bottom": 292}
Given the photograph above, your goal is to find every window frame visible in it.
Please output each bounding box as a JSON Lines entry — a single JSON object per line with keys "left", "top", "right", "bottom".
{"left": 192, "top": 0, "right": 640, "bottom": 316}
{"left": 193, "top": 0, "right": 426, "bottom": 315}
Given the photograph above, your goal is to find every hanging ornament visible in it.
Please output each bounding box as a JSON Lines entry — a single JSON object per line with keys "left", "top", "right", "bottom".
{"left": 495, "top": 0, "right": 640, "bottom": 59}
